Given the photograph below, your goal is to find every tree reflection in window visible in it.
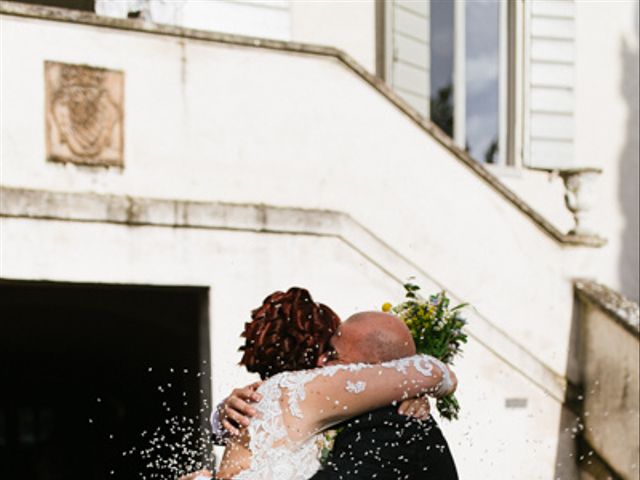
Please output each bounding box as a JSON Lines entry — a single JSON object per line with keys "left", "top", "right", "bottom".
{"left": 466, "top": 0, "right": 501, "bottom": 164}
{"left": 430, "top": 0, "right": 454, "bottom": 138}
{"left": 430, "top": 85, "right": 454, "bottom": 139}
{"left": 430, "top": 0, "right": 503, "bottom": 164}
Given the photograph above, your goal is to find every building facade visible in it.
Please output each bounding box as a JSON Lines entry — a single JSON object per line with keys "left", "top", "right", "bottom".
{"left": 1, "top": 0, "right": 638, "bottom": 478}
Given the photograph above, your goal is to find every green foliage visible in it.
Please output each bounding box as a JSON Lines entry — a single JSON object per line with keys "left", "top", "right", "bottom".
{"left": 391, "top": 282, "right": 468, "bottom": 420}
{"left": 318, "top": 427, "right": 344, "bottom": 465}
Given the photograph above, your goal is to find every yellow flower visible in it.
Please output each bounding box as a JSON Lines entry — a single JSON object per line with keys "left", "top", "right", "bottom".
{"left": 381, "top": 302, "right": 393, "bottom": 312}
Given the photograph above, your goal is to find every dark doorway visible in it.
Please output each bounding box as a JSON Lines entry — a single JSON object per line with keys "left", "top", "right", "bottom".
{"left": 0, "top": 280, "right": 212, "bottom": 479}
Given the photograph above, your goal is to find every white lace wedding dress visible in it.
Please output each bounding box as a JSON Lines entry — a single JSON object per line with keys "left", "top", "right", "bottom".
{"left": 233, "top": 354, "right": 451, "bottom": 480}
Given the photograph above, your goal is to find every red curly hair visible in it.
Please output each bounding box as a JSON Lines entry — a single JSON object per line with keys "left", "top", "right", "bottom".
{"left": 239, "top": 287, "right": 341, "bottom": 379}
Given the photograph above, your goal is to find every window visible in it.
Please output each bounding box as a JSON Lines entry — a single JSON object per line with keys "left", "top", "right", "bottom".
{"left": 430, "top": 0, "right": 510, "bottom": 165}
{"left": 465, "top": 0, "right": 503, "bottom": 164}
{"left": 4, "top": 0, "right": 94, "bottom": 11}
{"left": 430, "top": 0, "right": 455, "bottom": 138}
{"left": 385, "top": 0, "right": 514, "bottom": 166}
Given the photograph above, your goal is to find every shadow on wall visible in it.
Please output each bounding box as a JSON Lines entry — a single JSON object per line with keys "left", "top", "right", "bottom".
{"left": 619, "top": 2, "right": 640, "bottom": 302}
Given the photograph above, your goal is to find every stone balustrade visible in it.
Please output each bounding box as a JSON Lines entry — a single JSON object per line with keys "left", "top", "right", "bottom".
{"left": 574, "top": 279, "right": 639, "bottom": 479}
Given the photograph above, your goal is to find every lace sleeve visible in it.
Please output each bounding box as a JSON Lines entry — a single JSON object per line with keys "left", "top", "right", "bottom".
{"left": 370, "top": 355, "right": 454, "bottom": 397}
{"left": 277, "top": 354, "right": 453, "bottom": 439}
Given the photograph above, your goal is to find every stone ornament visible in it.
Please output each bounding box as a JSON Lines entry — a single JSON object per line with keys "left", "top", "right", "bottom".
{"left": 559, "top": 168, "right": 602, "bottom": 236}
{"left": 45, "top": 61, "right": 124, "bottom": 167}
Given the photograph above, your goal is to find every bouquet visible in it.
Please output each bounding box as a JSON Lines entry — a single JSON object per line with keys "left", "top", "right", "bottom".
{"left": 316, "top": 427, "right": 343, "bottom": 464}
{"left": 382, "top": 282, "right": 468, "bottom": 420}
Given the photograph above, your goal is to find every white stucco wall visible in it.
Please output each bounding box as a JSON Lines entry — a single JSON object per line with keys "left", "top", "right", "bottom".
{"left": 94, "top": 0, "right": 378, "bottom": 73}
{"left": 290, "top": 0, "right": 376, "bottom": 72}
{"left": 88, "top": 0, "right": 640, "bottom": 303}
{"left": 497, "top": 168, "right": 575, "bottom": 232}
{"left": 0, "top": 214, "right": 564, "bottom": 479}
{"left": 0, "top": 13, "right": 591, "bottom": 380}
{"left": 96, "top": 0, "right": 293, "bottom": 41}
{"left": 484, "top": 0, "right": 640, "bottom": 304}
{"left": 573, "top": 0, "right": 640, "bottom": 302}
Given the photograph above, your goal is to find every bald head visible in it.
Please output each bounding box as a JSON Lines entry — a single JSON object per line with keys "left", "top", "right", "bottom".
{"left": 332, "top": 311, "right": 416, "bottom": 364}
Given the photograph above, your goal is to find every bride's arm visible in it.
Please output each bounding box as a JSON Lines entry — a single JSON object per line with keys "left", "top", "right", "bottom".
{"left": 282, "top": 354, "right": 456, "bottom": 439}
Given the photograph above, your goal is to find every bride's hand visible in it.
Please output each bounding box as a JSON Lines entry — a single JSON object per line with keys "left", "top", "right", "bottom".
{"left": 221, "top": 381, "right": 263, "bottom": 436}
{"left": 397, "top": 397, "right": 431, "bottom": 420}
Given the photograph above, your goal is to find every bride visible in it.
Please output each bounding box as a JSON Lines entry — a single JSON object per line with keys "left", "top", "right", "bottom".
{"left": 190, "top": 287, "right": 457, "bottom": 480}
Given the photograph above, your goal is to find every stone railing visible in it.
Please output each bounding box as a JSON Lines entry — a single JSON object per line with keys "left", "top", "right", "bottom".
{"left": 574, "top": 280, "right": 639, "bottom": 479}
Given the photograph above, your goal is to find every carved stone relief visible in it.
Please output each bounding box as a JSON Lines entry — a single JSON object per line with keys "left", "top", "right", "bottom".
{"left": 45, "top": 61, "right": 124, "bottom": 167}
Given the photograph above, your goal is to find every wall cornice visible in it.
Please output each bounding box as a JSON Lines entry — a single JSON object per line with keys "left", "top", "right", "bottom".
{"left": 575, "top": 279, "right": 640, "bottom": 338}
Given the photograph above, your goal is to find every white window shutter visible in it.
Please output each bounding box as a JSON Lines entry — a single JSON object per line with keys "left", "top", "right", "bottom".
{"left": 525, "top": 0, "right": 576, "bottom": 169}
{"left": 386, "top": 0, "right": 430, "bottom": 118}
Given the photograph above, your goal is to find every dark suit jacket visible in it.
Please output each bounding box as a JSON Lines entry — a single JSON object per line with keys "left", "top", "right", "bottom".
{"left": 309, "top": 406, "right": 458, "bottom": 479}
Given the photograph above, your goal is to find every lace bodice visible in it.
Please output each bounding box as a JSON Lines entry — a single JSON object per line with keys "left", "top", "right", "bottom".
{"left": 234, "top": 372, "right": 322, "bottom": 480}
{"left": 234, "top": 354, "right": 451, "bottom": 479}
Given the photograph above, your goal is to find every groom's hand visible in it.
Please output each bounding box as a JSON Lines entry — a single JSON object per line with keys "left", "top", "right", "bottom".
{"left": 398, "top": 396, "right": 431, "bottom": 420}
{"left": 221, "top": 381, "right": 263, "bottom": 436}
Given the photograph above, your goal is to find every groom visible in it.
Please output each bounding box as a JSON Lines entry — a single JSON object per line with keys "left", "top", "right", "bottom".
{"left": 217, "top": 311, "right": 459, "bottom": 479}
